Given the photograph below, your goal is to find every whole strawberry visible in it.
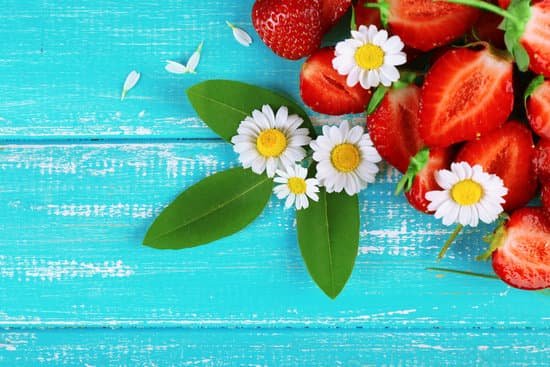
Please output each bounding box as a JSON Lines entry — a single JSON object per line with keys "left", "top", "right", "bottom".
{"left": 252, "top": 0, "right": 322, "bottom": 60}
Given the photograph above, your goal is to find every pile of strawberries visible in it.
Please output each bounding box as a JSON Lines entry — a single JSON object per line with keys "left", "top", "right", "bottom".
{"left": 251, "top": 0, "right": 549, "bottom": 290}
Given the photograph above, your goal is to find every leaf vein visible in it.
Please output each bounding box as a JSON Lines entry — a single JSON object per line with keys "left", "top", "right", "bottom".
{"left": 147, "top": 175, "right": 271, "bottom": 243}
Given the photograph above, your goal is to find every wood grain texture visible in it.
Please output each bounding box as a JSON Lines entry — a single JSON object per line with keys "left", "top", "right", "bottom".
{"left": 0, "top": 0, "right": 346, "bottom": 140}
{"left": 0, "top": 330, "right": 548, "bottom": 366}
{"left": 1, "top": 0, "right": 548, "bottom": 364}
{"left": 0, "top": 143, "right": 548, "bottom": 330}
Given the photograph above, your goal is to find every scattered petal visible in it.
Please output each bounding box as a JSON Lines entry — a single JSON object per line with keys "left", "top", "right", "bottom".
{"left": 121, "top": 70, "right": 140, "bottom": 101}
{"left": 227, "top": 21, "right": 253, "bottom": 47}
{"left": 186, "top": 41, "right": 203, "bottom": 73}
{"left": 165, "top": 60, "right": 188, "bottom": 74}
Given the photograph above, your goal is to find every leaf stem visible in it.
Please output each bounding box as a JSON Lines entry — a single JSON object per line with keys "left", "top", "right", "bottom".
{"left": 440, "top": 0, "right": 521, "bottom": 26}
{"left": 437, "top": 224, "right": 464, "bottom": 261}
{"left": 426, "top": 267, "right": 499, "bottom": 280}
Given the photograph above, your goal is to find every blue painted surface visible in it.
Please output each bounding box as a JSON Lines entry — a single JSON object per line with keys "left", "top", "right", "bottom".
{"left": 0, "top": 1, "right": 548, "bottom": 365}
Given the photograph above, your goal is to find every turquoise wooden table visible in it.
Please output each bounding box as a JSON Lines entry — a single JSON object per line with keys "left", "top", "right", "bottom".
{"left": 0, "top": 1, "right": 548, "bottom": 365}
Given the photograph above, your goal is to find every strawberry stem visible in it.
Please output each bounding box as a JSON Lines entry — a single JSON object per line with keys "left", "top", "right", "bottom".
{"left": 441, "top": 0, "right": 521, "bottom": 26}
{"left": 437, "top": 224, "right": 464, "bottom": 261}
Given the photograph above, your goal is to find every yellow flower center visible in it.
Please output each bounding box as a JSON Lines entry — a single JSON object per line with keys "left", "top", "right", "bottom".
{"left": 288, "top": 177, "right": 307, "bottom": 195}
{"left": 451, "top": 179, "right": 484, "bottom": 206}
{"left": 256, "top": 129, "right": 287, "bottom": 157}
{"left": 331, "top": 143, "right": 361, "bottom": 173}
{"left": 354, "top": 44, "right": 385, "bottom": 70}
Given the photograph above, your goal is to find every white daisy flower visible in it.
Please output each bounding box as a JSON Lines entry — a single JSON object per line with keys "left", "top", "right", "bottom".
{"left": 333, "top": 25, "right": 406, "bottom": 89}
{"left": 310, "top": 121, "right": 382, "bottom": 196}
{"left": 231, "top": 105, "right": 311, "bottom": 178}
{"left": 273, "top": 165, "right": 319, "bottom": 210}
{"left": 426, "top": 162, "right": 508, "bottom": 228}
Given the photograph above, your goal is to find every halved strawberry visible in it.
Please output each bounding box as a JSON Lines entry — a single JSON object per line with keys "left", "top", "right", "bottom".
{"left": 419, "top": 45, "right": 514, "bottom": 148}
{"left": 405, "top": 148, "right": 454, "bottom": 213}
{"left": 300, "top": 47, "right": 372, "bottom": 115}
{"left": 486, "top": 207, "right": 550, "bottom": 290}
{"left": 456, "top": 121, "right": 538, "bottom": 212}
{"left": 320, "top": 0, "right": 352, "bottom": 31}
{"left": 384, "top": 0, "right": 480, "bottom": 51}
{"left": 355, "top": 0, "right": 381, "bottom": 28}
{"left": 526, "top": 78, "right": 550, "bottom": 140}
{"left": 521, "top": 1, "right": 550, "bottom": 77}
{"left": 534, "top": 139, "right": 550, "bottom": 183}
{"left": 367, "top": 85, "right": 423, "bottom": 173}
{"left": 473, "top": 9, "right": 505, "bottom": 49}
{"left": 252, "top": 0, "right": 322, "bottom": 60}
{"left": 542, "top": 184, "right": 550, "bottom": 211}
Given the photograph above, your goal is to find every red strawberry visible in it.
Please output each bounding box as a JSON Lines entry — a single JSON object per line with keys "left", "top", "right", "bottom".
{"left": 526, "top": 79, "right": 550, "bottom": 140}
{"left": 456, "top": 121, "right": 538, "bottom": 212}
{"left": 252, "top": 0, "right": 322, "bottom": 60}
{"left": 473, "top": 10, "right": 505, "bottom": 49}
{"left": 320, "top": 0, "right": 352, "bottom": 31}
{"left": 534, "top": 139, "right": 550, "bottom": 183}
{"left": 486, "top": 207, "right": 550, "bottom": 290}
{"left": 367, "top": 85, "right": 423, "bottom": 173}
{"left": 542, "top": 184, "right": 550, "bottom": 211}
{"left": 405, "top": 148, "right": 454, "bottom": 213}
{"left": 419, "top": 45, "right": 514, "bottom": 148}
{"left": 498, "top": 0, "right": 510, "bottom": 8}
{"left": 383, "top": 0, "right": 480, "bottom": 51}
{"left": 355, "top": 0, "right": 381, "bottom": 27}
{"left": 300, "top": 47, "right": 372, "bottom": 115}
{"left": 521, "top": 1, "right": 550, "bottom": 77}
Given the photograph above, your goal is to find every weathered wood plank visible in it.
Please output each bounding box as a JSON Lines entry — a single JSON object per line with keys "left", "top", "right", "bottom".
{"left": 0, "top": 0, "right": 351, "bottom": 140}
{"left": 0, "top": 142, "right": 548, "bottom": 328}
{"left": 0, "top": 329, "right": 548, "bottom": 366}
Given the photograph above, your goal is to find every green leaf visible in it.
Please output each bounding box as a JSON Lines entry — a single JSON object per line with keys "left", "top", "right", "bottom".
{"left": 187, "top": 80, "right": 316, "bottom": 142}
{"left": 366, "top": 85, "right": 388, "bottom": 115}
{"left": 524, "top": 75, "right": 545, "bottom": 104}
{"left": 296, "top": 190, "right": 359, "bottom": 299}
{"left": 143, "top": 167, "right": 273, "bottom": 249}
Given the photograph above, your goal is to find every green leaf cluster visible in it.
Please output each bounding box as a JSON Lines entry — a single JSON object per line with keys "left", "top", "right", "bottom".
{"left": 144, "top": 80, "right": 361, "bottom": 299}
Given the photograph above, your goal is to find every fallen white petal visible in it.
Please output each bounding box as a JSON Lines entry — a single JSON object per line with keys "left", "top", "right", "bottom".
{"left": 121, "top": 70, "right": 140, "bottom": 100}
{"left": 227, "top": 21, "right": 252, "bottom": 47}
{"left": 164, "top": 60, "right": 188, "bottom": 74}
{"left": 185, "top": 41, "right": 203, "bottom": 73}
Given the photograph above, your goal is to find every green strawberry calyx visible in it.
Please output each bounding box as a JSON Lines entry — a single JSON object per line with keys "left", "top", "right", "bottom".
{"left": 364, "top": 0, "right": 391, "bottom": 28}
{"left": 366, "top": 71, "right": 417, "bottom": 115}
{"left": 394, "top": 147, "right": 430, "bottom": 195}
{"left": 443, "top": 0, "right": 532, "bottom": 71}
{"left": 476, "top": 214, "right": 509, "bottom": 261}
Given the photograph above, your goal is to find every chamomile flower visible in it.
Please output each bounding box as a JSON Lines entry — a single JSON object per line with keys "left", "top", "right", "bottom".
{"left": 310, "top": 121, "right": 382, "bottom": 196}
{"left": 333, "top": 25, "right": 406, "bottom": 89}
{"left": 273, "top": 165, "right": 319, "bottom": 210}
{"left": 426, "top": 162, "right": 508, "bottom": 227}
{"left": 231, "top": 105, "right": 311, "bottom": 177}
